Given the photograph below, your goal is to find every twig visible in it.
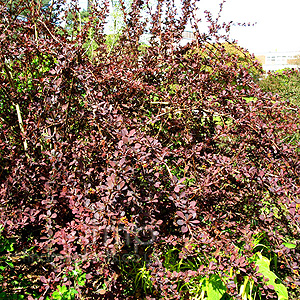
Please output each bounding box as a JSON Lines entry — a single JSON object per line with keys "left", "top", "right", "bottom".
{"left": 15, "top": 103, "right": 28, "bottom": 152}
{"left": 38, "top": 20, "right": 64, "bottom": 45}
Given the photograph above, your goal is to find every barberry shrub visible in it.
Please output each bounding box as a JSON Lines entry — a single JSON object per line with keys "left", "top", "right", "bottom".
{"left": 0, "top": 0, "right": 299, "bottom": 299}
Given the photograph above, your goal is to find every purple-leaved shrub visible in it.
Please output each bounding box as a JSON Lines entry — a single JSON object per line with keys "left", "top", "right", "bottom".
{"left": 0, "top": 0, "right": 299, "bottom": 298}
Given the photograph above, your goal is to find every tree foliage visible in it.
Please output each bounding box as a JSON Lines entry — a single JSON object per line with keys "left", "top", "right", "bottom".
{"left": 259, "top": 69, "right": 300, "bottom": 106}
{"left": 0, "top": 0, "right": 299, "bottom": 299}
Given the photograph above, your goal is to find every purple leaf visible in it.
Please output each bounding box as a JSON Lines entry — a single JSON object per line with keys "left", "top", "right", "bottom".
{"left": 181, "top": 226, "right": 188, "bottom": 233}
{"left": 174, "top": 186, "right": 180, "bottom": 193}
{"left": 176, "top": 211, "right": 185, "bottom": 219}
{"left": 177, "top": 219, "right": 185, "bottom": 226}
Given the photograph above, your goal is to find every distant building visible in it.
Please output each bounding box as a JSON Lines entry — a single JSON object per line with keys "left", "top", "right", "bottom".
{"left": 255, "top": 51, "right": 300, "bottom": 72}
{"left": 180, "top": 31, "right": 196, "bottom": 46}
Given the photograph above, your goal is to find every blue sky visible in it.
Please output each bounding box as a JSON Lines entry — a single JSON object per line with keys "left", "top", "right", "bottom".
{"left": 78, "top": 0, "right": 300, "bottom": 54}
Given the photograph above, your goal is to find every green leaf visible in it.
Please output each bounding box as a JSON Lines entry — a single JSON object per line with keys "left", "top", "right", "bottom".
{"left": 6, "top": 242, "right": 14, "bottom": 252}
{"left": 254, "top": 253, "right": 288, "bottom": 300}
{"left": 77, "top": 274, "right": 86, "bottom": 287}
{"left": 57, "top": 285, "right": 68, "bottom": 294}
{"left": 283, "top": 242, "right": 296, "bottom": 249}
{"left": 207, "top": 275, "right": 227, "bottom": 300}
{"left": 6, "top": 261, "right": 14, "bottom": 268}
{"left": 51, "top": 291, "right": 61, "bottom": 300}
{"left": 69, "top": 288, "right": 78, "bottom": 296}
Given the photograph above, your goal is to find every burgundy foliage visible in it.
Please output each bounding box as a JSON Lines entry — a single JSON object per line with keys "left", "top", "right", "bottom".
{"left": 0, "top": 0, "right": 299, "bottom": 298}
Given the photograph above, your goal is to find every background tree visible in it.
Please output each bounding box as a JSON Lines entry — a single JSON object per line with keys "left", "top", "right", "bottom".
{"left": 288, "top": 54, "right": 300, "bottom": 67}
{"left": 259, "top": 69, "right": 300, "bottom": 106}
{"left": 3, "top": 0, "right": 60, "bottom": 21}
